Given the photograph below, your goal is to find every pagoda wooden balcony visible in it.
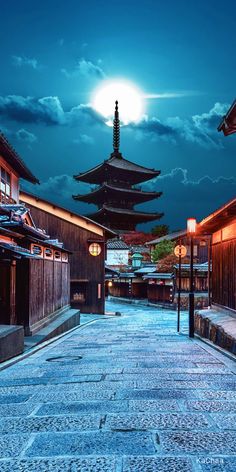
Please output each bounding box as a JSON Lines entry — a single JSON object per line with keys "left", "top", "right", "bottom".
{"left": 0, "top": 191, "right": 17, "bottom": 205}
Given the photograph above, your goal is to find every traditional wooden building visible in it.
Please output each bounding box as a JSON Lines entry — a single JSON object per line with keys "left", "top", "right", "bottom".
{"left": 0, "top": 132, "right": 71, "bottom": 338}
{"left": 194, "top": 198, "right": 236, "bottom": 353}
{"left": 144, "top": 272, "right": 174, "bottom": 305}
{"left": 73, "top": 101, "right": 163, "bottom": 232}
{"left": 20, "top": 191, "right": 116, "bottom": 314}
{"left": 199, "top": 198, "right": 236, "bottom": 311}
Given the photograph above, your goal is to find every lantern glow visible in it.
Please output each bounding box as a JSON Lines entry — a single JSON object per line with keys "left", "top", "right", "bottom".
{"left": 89, "top": 243, "right": 102, "bottom": 256}
{"left": 187, "top": 218, "right": 197, "bottom": 234}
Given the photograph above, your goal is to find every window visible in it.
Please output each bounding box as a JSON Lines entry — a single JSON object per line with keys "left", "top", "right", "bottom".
{"left": 31, "top": 244, "right": 43, "bottom": 257}
{"left": 0, "top": 167, "right": 11, "bottom": 196}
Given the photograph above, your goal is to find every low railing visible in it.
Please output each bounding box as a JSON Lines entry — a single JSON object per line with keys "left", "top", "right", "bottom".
{"left": 0, "top": 191, "right": 16, "bottom": 204}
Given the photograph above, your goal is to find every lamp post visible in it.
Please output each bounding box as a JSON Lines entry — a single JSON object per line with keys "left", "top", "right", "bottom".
{"left": 187, "top": 218, "right": 197, "bottom": 338}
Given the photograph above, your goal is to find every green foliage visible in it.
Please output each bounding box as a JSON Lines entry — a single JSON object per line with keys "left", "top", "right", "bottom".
{"left": 151, "top": 224, "right": 169, "bottom": 237}
{"left": 151, "top": 239, "right": 175, "bottom": 263}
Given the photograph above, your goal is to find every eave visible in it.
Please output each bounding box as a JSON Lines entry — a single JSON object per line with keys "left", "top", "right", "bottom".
{"left": 87, "top": 205, "right": 163, "bottom": 224}
{"left": 73, "top": 183, "right": 162, "bottom": 204}
{"left": 20, "top": 190, "right": 117, "bottom": 240}
{"left": 0, "top": 132, "right": 39, "bottom": 184}
{"left": 74, "top": 155, "right": 161, "bottom": 185}
{"left": 199, "top": 197, "right": 236, "bottom": 234}
{"left": 218, "top": 99, "right": 236, "bottom": 136}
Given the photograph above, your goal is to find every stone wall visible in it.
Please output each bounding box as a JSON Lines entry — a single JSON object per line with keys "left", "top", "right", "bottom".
{"left": 194, "top": 308, "right": 236, "bottom": 355}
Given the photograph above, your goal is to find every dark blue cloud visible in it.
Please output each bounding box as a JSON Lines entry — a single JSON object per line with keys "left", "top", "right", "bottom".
{"left": 130, "top": 103, "right": 229, "bottom": 149}
{"left": 0, "top": 95, "right": 229, "bottom": 150}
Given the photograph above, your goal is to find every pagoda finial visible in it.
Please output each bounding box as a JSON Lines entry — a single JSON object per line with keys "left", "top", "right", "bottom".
{"left": 113, "top": 100, "right": 120, "bottom": 153}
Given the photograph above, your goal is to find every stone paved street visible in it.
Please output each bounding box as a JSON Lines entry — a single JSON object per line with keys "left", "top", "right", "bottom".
{"left": 0, "top": 301, "right": 236, "bottom": 471}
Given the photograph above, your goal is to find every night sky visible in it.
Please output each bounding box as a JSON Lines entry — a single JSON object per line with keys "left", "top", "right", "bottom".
{"left": 0, "top": 0, "right": 235, "bottom": 231}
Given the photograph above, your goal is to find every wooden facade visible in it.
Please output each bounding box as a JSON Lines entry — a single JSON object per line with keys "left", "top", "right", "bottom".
{"left": 20, "top": 192, "right": 115, "bottom": 314}
{"left": 200, "top": 199, "right": 236, "bottom": 312}
{"left": 0, "top": 132, "right": 71, "bottom": 336}
{"left": 16, "top": 255, "right": 70, "bottom": 335}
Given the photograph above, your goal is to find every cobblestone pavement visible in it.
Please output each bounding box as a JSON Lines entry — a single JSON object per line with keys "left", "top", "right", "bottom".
{"left": 0, "top": 301, "right": 236, "bottom": 471}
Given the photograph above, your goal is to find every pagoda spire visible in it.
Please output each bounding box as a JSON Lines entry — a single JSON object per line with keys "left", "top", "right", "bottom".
{"left": 113, "top": 100, "right": 120, "bottom": 154}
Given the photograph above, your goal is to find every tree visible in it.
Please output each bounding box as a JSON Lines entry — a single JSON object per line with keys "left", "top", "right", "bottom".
{"left": 151, "top": 239, "right": 174, "bottom": 263}
{"left": 151, "top": 224, "right": 169, "bottom": 238}
{"left": 122, "top": 231, "right": 154, "bottom": 246}
{"left": 157, "top": 253, "right": 177, "bottom": 273}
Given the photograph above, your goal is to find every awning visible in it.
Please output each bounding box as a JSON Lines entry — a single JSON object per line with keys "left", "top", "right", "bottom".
{"left": 0, "top": 242, "right": 39, "bottom": 259}
{"left": 143, "top": 272, "right": 174, "bottom": 280}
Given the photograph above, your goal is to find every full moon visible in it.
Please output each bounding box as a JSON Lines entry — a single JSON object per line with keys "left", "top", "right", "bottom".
{"left": 92, "top": 80, "right": 143, "bottom": 125}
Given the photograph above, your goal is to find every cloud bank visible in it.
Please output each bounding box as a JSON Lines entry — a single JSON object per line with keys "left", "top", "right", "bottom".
{"left": 21, "top": 168, "right": 236, "bottom": 230}
{"left": 0, "top": 94, "right": 229, "bottom": 148}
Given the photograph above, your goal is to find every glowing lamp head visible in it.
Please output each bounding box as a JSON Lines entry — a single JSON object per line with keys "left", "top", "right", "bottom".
{"left": 187, "top": 218, "right": 197, "bottom": 234}
{"left": 108, "top": 281, "right": 113, "bottom": 288}
{"left": 89, "top": 242, "right": 102, "bottom": 256}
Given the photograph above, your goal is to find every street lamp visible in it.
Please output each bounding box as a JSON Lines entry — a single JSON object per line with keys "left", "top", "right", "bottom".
{"left": 187, "top": 218, "right": 197, "bottom": 338}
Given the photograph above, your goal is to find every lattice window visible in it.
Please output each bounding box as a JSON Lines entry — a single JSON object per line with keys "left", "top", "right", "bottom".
{"left": 0, "top": 167, "right": 11, "bottom": 196}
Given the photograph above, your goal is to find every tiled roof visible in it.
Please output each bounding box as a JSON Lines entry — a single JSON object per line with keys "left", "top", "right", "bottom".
{"left": 107, "top": 238, "right": 129, "bottom": 249}
{"left": 146, "top": 229, "right": 186, "bottom": 245}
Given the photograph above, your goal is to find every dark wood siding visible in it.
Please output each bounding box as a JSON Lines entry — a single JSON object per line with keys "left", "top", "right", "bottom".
{"left": 212, "top": 239, "right": 236, "bottom": 311}
{"left": 147, "top": 284, "right": 172, "bottom": 304}
{"left": 26, "top": 204, "right": 106, "bottom": 314}
{"left": 16, "top": 258, "right": 70, "bottom": 332}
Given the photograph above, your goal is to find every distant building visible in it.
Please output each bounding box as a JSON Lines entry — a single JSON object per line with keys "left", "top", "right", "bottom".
{"left": 106, "top": 238, "right": 129, "bottom": 267}
{"left": 146, "top": 229, "right": 209, "bottom": 264}
{"left": 73, "top": 101, "right": 163, "bottom": 232}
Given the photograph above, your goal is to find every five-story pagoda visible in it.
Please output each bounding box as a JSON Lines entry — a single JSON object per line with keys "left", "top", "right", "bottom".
{"left": 73, "top": 101, "right": 163, "bottom": 232}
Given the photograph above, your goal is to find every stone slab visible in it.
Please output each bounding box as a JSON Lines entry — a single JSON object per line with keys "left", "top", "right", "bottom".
{"left": 0, "top": 434, "right": 30, "bottom": 457}
{"left": 160, "top": 431, "right": 236, "bottom": 454}
{"left": 105, "top": 412, "right": 210, "bottom": 430}
{"left": 25, "top": 431, "right": 157, "bottom": 456}
{"left": 185, "top": 400, "right": 236, "bottom": 412}
{"left": 0, "top": 325, "right": 24, "bottom": 363}
{"left": 0, "top": 415, "right": 102, "bottom": 433}
{"left": 123, "top": 456, "right": 194, "bottom": 472}
{"left": 0, "top": 457, "right": 117, "bottom": 472}
{"left": 36, "top": 400, "right": 129, "bottom": 416}
{"left": 24, "top": 308, "right": 80, "bottom": 342}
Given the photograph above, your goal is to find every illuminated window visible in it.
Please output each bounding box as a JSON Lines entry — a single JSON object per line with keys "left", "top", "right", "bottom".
{"left": 89, "top": 242, "right": 102, "bottom": 256}
{"left": 31, "top": 244, "right": 43, "bottom": 257}
{"left": 0, "top": 167, "right": 11, "bottom": 196}
{"left": 54, "top": 250, "right": 61, "bottom": 261}
{"left": 44, "top": 248, "right": 53, "bottom": 259}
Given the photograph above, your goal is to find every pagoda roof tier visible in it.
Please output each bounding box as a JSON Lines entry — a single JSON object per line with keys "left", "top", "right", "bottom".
{"left": 74, "top": 154, "right": 160, "bottom": 185}
{"left": 73, "top": 183, "right": 162, "bottom": 204}
{"left": 87, "top": 205, "right": 163, "bottom": 229}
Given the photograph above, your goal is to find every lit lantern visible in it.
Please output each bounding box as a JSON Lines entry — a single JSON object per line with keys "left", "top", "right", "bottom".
{"left": 89, "top": 242, "right": 102, "bottom": 256}
{"left": 131, "top": 252, "right": 143, "bottom": 269}
{"left": 108, "top": 281, "right": 113, "bottom": 287}
{"left": 187, "top": 218, "right": 197, "bottom": 234}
